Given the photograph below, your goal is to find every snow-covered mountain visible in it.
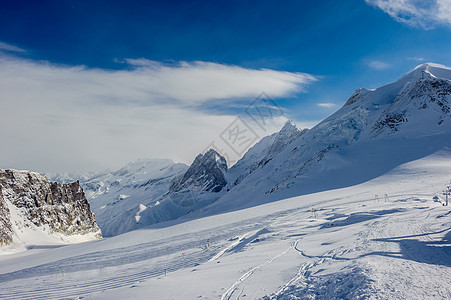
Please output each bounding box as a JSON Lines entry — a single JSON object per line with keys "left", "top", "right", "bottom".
{"left": 225, "top": 120, "right": 307, "bottom": 188}
{"left": 81, "top": 159, "right": 188, "bottom": 236}
{"left": 203, "top": 63, "right": 451, "bottom": 213}
{"left": 170, "top": 149, "right": 228, "bottom": 193}
{"left": 83, "top": 63, "right": 451, "bottom": 236}
{"left": 84, "top": 151, "right": 232, "bottom": 236}
{"left": 0, "top": 169, "right": 101, "bottom": 251}
{"left": 130, "top": 150, "right": 229, "bottom": 229}
{"left": 47, "top": 171, "right": 100, "bottom": 184}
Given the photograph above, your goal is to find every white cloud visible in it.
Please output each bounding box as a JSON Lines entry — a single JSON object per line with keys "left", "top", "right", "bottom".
{"left": 408, "top": 57, "right": 426, "bottom": 62}
{"left": 365, "top": 0, "right": 451, "bottom": 29}
{"left": 0, "top": 55, "right": 316, "bottom": 173}
{"left": 368, "top": 60, "right": 391, "bottom": 70}
{"left": 317, "top": 102, "right": 338, "bottom": 108}
{"left": 0, "top": 41, "right": 26, "bottom": 53}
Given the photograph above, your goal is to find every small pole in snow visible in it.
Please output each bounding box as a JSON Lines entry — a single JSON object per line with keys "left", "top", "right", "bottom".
{"left": 182, "top": 252, "right": 185, "bottom": 267}
{"left": 207, "top": 239, "right": 210, "bottom": 248}
{"left": 443, "top": 182, "right": 451, "bottom": 206}
{"left": 164, "top": 269, "right": 167, "bottom": 277}
{"left": 385, "top": 194, "right": 389, "bottom": 203}
{"left": 310, "top": 208, "right": 317, "bottom": 219}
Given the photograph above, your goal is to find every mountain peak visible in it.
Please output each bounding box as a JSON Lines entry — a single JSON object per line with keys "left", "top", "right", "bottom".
{"left": 344, "top": 88, "right": 372, "bottom": 106}
{"left": 404, "top": 63, "right": 451, "bottom": 82}
{"left": 280, "top": 120, "right": 298, "bottom": 132}
{"left": 170, "top": 149, "right": 228, "bottom": 193}
{"left": 275, "top": 120, "right": 306, "bottom": 142}
{"left": 414, "top": 62, "right": 449, "bottom": 71}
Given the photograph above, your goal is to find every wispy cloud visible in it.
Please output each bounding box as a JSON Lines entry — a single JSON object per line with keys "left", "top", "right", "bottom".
{"left": 317, "top": 102, "right": 338, "bottom": 108}
{"left": 368, "top": 60, "right": 391, "bottom": 70}
{"left": 0, "top": 56, "right": 316, "bottom": 105}
{"left": 365, "top": 0, "right": 451, "bottom": 29}
{"left": 0, "top": 54, "right": 317, "bottom": 173}
{"left": 0, "top": 41, "right": 26, "bottom": 53}
{"left": 408, "top": 57, "right": 426, "bottom": 62}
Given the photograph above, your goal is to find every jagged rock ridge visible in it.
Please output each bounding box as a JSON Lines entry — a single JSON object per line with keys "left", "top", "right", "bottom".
{"left": 0, "top": 169, "right": 101, "bottom": 246}
{"left": 170, "top": 149, "right": 228, "bottom": 193}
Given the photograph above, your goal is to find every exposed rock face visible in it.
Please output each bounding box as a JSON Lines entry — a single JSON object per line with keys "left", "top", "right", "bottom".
{"left": 0, "top": 169, "right": 101, "bottom": 246}
{"left": 0, "top": 187, "right": 13, "bottom": 245}
{"left": 344, "top": 88, "right": 371, "bottom": 106}
{"left": 170, "top": 149, "right": 228, "bottom": 193}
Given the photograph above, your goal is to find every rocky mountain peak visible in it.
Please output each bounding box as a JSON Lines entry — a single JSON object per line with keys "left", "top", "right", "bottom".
{"left": 170, "top": 149, "right": 228, "bottom": 193}
{"left": 344, "top": 88, "right": 371, "bottom": 106}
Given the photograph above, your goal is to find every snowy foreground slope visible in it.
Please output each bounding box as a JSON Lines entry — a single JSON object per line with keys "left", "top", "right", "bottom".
{"left": 0, "top": 149, "right": 449, "bottom": 299}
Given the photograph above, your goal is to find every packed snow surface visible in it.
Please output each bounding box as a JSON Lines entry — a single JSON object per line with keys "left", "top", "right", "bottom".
{"left": 0, "top": 149, "right": 449, "bottom": 299}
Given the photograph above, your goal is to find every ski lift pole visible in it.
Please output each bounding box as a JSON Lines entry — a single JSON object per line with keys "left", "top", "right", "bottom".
{"left": 443, "top": 184, "right": 450, "bottom": 206}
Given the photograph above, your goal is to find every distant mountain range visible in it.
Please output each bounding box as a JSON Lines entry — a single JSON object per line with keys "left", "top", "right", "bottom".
{"left": 72, "top": 63, "right": 451, "bottom": 237}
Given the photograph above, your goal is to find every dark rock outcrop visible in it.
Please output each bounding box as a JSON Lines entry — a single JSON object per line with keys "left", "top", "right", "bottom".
{"left": 0, "top": 186, "right": 13, "bottom": 245}
{"left": 170, "top": 149, "right": 228, "bottom": 193}
{"left": 0, "top": 169, "right": 101, "bottom": 246}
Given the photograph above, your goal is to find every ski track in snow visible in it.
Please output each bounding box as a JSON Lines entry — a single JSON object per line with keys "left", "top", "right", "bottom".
{"left": 0, "top": 192, "right": 358, "bottom": 299}
{"left": 0, "top": 183, "right": 450, "bottom": 299}
{"left": 220, "top": 243, "right": 292, "bottom": 300}
{"left": 0, "top": 205, "right": 313, "bottom": 299}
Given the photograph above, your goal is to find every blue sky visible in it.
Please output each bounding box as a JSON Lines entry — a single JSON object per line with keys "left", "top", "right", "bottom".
{"left": 0, "top": 0, "right": 450, "bottom": 173}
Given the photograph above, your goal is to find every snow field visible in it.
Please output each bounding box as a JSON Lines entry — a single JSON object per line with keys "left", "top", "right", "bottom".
{"left": 0, "top": 149, "right": 450, "bottom": 299}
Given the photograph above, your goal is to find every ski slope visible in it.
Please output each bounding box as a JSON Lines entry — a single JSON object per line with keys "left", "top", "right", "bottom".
{"left": 0, "top": 148, "right": 450, "bottom": 299}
